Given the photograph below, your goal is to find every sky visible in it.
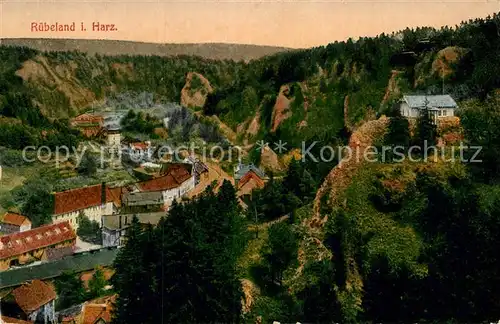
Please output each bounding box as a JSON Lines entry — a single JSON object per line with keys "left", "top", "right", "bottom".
{"left": 1, "top": 0, "right": 500, "bottom": 48}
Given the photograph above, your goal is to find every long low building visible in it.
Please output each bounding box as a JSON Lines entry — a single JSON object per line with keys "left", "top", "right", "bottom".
{"left": 0, "top": 247, "right": 118, "bottom": 289}
{"left": 0, "top": 221, "right": 76, "bottom": 271}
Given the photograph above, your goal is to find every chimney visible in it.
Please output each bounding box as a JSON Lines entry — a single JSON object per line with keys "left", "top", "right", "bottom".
{"left": 101, "top": 182, "right": 106, "bottom": 206}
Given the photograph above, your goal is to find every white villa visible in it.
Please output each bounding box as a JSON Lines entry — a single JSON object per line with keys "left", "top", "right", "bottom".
{"left": 400, "top": 95, "right": 458, "bottom": 120}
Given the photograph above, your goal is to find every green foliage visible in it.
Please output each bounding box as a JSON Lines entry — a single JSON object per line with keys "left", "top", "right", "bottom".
{"left": 121, "top": 109, "right": 161, "bottom": 134}
{"left": 414, "top": 106, "right": 437, "bottom": 148}
{"left": 88, "top": 268, "right": 108, "bottom": 300}
{"left": 460, "top": 96, "right": 500, "bottom": 182}
{"left": 54, "top": 271, "right": 87, "bottom": 310}
{"left": 112, "top": 181, "right": 248, "bottom": 323}
{"left": 11, "top": 177, "right": 54, "bottom": 227}
{"left": 261, "top": 222, "right": 298, "bottom": 284}
{"left": 77, "top": 212, "right": 102, "bottom": 245}
{"left": 77, "top": 152, "right": 97, "bottom": 177}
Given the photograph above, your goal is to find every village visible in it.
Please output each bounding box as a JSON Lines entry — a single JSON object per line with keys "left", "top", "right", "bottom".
{"left": 0, "top": 108, "right": 270, "bottom": 324}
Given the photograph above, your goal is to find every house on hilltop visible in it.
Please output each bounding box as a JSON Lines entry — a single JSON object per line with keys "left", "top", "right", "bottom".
{"left": 0, "top": 212, "right": 32, "bottom": 234}
{"left": 400, "top": 95, "right": 458, "bottom": 120}
{"left": 1, "top": 279, "right": 56, "bottom": 323}
{"left": 0, "top": 221, "right": 76, "bottom": 270}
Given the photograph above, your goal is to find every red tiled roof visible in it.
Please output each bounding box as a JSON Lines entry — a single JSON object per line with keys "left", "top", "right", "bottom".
{"left": 80, "top": 126, "right": 104, "bottom": 138}
{"left": 238, "top": 170, "right": 265, "bottom": 190}
{"left": 2, "top": 212, "right": 31, "bottom": 227}
{"left": 0, "top": 221, "right": 76, "bottom": 260}
{"left": 54, "top": 185, "right": 103, "bottom": 215}
{"left": 11, "top": 280, "right": 56, "bottom": 315}
{"left": 71, "top": 114, "right": 104, "bottom": 125}
{"left": 105, "top": 186, "right": 128, "bottom": 208}
{"left": 138, "top": 165, "right": 192, "bottom": 192}
{"left": 1, "top": 316, "right": 33, "bottom": 324}
{"left": 138, "top": 174, "right": 187, "bottom": 192}
{"left": 130, "top": 142, "right": 149, "bottom": 150}
{"left": 81, "top": 296, "right": 115, "bottom": 324}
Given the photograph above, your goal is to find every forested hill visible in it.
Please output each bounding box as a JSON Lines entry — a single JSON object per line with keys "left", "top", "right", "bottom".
{"left": 3, "top": 11, "right": 500, "bottom": 324}
{"left": 2, "top": 13, "right": 500, "bottom": 156}
{"left": 1, "top": 38, "right": 292, "bottom": 61}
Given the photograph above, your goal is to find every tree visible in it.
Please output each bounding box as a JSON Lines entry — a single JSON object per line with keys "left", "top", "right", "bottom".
{"left": 112, "top": 216, "right": 159, "bottom": 324}
{"left": 77, "top": 152, "right": 97, "bottom": 177}
{"left": 77, "top": 212, "right": 102, "bottom": 245}
{"left": 54, "top": 272, "right": 87, "bottom": 310}
{"left": 283, "top": 158, "right": 317, "bottom": 204}
{"left": 414, "top": 101, "right": 437, "bottom": 149}
{"left": 262, "top": 222, "right": 298, "bottom": 284}
{"left": 14, "top": 177, "right": 54, "bottom": 227}
{"left": 88, "top": 268, "right": 108, "bottom": 299}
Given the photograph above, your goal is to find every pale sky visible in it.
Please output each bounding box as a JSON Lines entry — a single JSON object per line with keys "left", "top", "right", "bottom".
{"left": 1, "top": 1, "right": 500, "bottom": 48}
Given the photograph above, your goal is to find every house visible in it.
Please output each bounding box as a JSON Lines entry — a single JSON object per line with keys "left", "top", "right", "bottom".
{"left": 141, "top": 163, "right": 195, "bottom": 208}
{"left": 0, "top": 221, "right": 76, "bottom": 270}
{"left": 80, "top": 297, "right": 114, "bottom": 324}
{"left": 399, "top": 95, "right": 457, "bottom": 120}
{"left": 71, "top": 114, "right": 104, "bottom": 128}
{"left": 234, "top": 162, "right": 267, "bottom": 185}
{"left": 237, "top": 170, "right": 265, "bottom": 197}
{"left": 102, "top": 212, "right": 166, "bottom": 247}
{"left": 52, "top": 184, "right": 122, "bottom": 230}
{"left": 183, "top": 156, "right": 209, "bottom": 184}
{"left": 0, "top": 212, "right": 32, "bottom": 234}
{"left": 2, "top": 280, "right": 56, "bottom": 323}
{"left": 125, "top": 141, "right": 155, "bottom": 162}
{"left": 56, "top": 295, "right": 116, "bottom": 324}
{"left": 121, "top": 191, "right": 164, "bottom": 213}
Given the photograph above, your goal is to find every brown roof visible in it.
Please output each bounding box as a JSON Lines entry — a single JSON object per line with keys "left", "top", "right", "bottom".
{"left": 54, "top": 185, "right": 103, "bottom": 215}
{"left": 105, "top": 186, "right": 128, "bottom": 208}
{"left": 1, "top": 316, "right": 33, "bottom": 324}
{"left": 130, "top": 142, "right": 149, "bottom": 150}
{"left": 11, "top": 280, "right": 56, "bottom": 314}
{"left": 138, "top": 165, "right": 192, "bottom": 192}
{"left": 2, "top": 212, "right": 31, "bottom": 227}
{"left": 54, "top": 184, "right": 121, "bottom": 215}
{"left": 0, "top": 221, "right": 76, "bottom": 260}
{"left": 81, "top": 296, "right": 115, "bottom": 324}
{"left": 80, "top": 126, "right": 104, "bottom": 138}
{"left": 71, "top": 114, "right": 104, "bottom": 126}
{"left": 238, "top": 170, "right": 265, "bottom": 191}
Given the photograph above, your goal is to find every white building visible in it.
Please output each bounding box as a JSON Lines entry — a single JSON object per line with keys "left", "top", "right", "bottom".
{"left": 400, "top": 95, "right": 457, "bottom": 120}
{"left": 137, "top": 164, "right": 195, "bottom": 209}
{"left": 52, "top": 183, "right": 122, "bottom": 230}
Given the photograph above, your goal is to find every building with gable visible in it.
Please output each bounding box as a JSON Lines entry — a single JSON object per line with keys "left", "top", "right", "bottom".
{"left": 400, "top": 94, "right": 458, "bottom": 119}
{"left": 234, "top": 161, "right": 267, "bottom": 186}
{"left": 52, "top": 184, "right": 122, "bottom": 230}
{"left": 2, "top": 280, "right": 57, "bottom": 323}
{"left": 0, "top": 212, "right": 32, "bottom": 234}
{"left": 0, "top": 221, "right": 76, "bottom": 270}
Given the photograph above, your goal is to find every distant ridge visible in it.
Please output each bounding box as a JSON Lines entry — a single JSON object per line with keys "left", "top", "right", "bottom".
{"left": 0, "top": 38, "right": 293, "bottom": 61}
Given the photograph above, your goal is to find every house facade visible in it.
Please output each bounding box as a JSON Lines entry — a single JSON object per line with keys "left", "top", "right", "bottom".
{"left": 400, "top": 95, "right": 457, "bottom": 119}
{"left": 52, "top": 184, "right": 121, "bottom": 230}
{"left": 102, "top": 212, "right": 166, "bottom": 247}
{"left": 141, "top": 164, "right": 196, "bottom": 208}
{"left": 0, "top": 221, "right": 76, "bottom": 270}
{"left": 0, "top": 212, "right": 32, "bottom": 234}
